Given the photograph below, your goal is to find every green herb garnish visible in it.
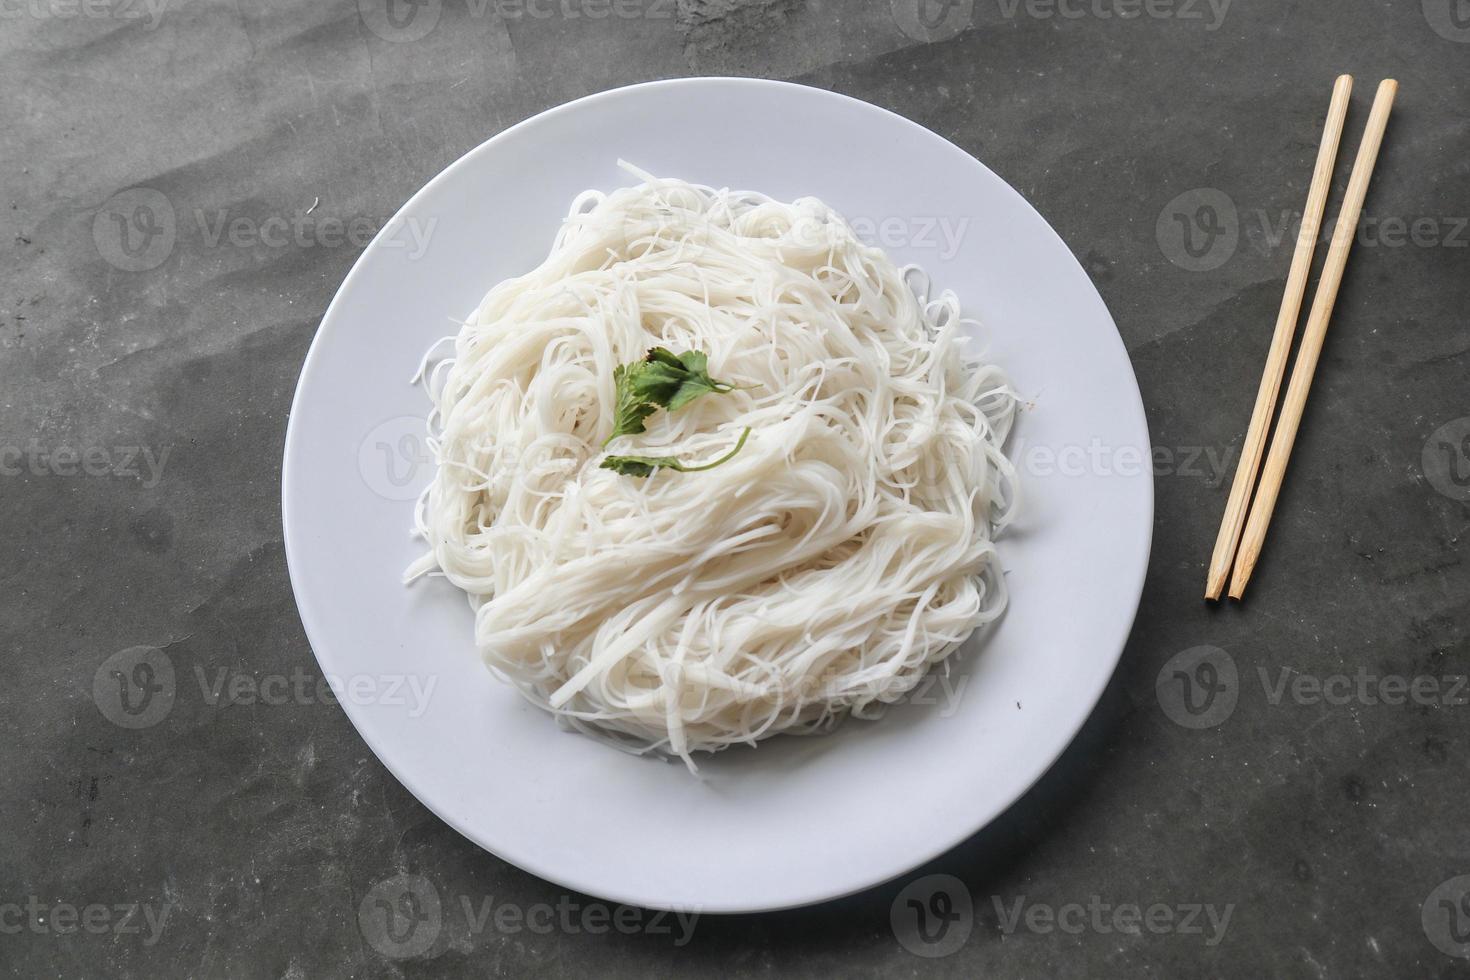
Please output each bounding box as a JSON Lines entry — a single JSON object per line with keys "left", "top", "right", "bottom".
{"left": 603, "top": 347, "right": 740, "bottom": 446}
{"left": 600, "top": 347, "right": 749, "bottom": 477}
{"left": 603, "top": 426, "right": 751, "bottom": 478}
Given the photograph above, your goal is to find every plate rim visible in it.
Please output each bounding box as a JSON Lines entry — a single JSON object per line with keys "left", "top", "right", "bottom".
{"left": 282, "top": 76, "right": 1154, "bottom": 914}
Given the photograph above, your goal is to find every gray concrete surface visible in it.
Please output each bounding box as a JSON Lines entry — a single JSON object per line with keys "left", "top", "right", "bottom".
{"left": 3, "top": 0, "right": 1468, "bottom": 976}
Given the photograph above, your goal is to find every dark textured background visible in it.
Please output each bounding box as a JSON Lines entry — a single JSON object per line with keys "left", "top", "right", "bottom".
{"left": 4, "top": 0, "right": 1469, "bottom": 976}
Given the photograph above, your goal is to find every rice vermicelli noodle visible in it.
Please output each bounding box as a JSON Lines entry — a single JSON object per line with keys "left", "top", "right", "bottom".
{"left": 408, "top": 163, "right": 1019, "bottom": 772}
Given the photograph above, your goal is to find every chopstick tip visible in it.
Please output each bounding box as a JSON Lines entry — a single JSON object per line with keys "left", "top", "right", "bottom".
{"left": 1227, "top": 552, "right": 1255, "bottom": 600}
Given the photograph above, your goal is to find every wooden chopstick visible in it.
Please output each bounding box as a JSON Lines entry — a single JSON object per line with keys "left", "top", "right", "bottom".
{"left": 1204, "top": 75, "right": 1355, "bottom": 601}
{"left": 1229, "top": 78, "right": 1399, "bottom": 600}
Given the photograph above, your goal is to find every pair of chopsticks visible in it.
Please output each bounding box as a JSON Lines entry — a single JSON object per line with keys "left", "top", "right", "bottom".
{"left": 1205, "top": 75, "right": 1398, "bottom": 602}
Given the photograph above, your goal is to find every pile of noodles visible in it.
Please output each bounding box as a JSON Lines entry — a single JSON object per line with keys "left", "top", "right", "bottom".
{"left": 408, "top": 164, "right": 1018, "bottom": 772}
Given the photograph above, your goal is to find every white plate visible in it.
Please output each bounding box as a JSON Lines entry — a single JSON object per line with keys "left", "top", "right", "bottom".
{"left": 283, "top": 78, "right": 1152, "bottom": 913}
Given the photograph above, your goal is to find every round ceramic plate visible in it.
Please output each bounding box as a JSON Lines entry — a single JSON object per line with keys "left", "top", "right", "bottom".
{"left": 282, "top": 78, "right": 1152, "bottom": 913}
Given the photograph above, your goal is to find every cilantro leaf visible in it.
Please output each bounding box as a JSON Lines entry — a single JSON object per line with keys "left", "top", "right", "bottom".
{"left": 602, "top": 427, "right": 751, "bottom": 479}
{"left": 603, "top": 347, "right": 740, "bottom": 447}
{"left": 605, "top": 363, "right": 661, "bottom": 443}
{"left": 645, "top": 347, "right": 686, "bottom": 371}
{"left": 598, "top": 454, "right": 679, "bottom": 478}
{"left": 665, "top": 349, "right": 736, "bottom": 413}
